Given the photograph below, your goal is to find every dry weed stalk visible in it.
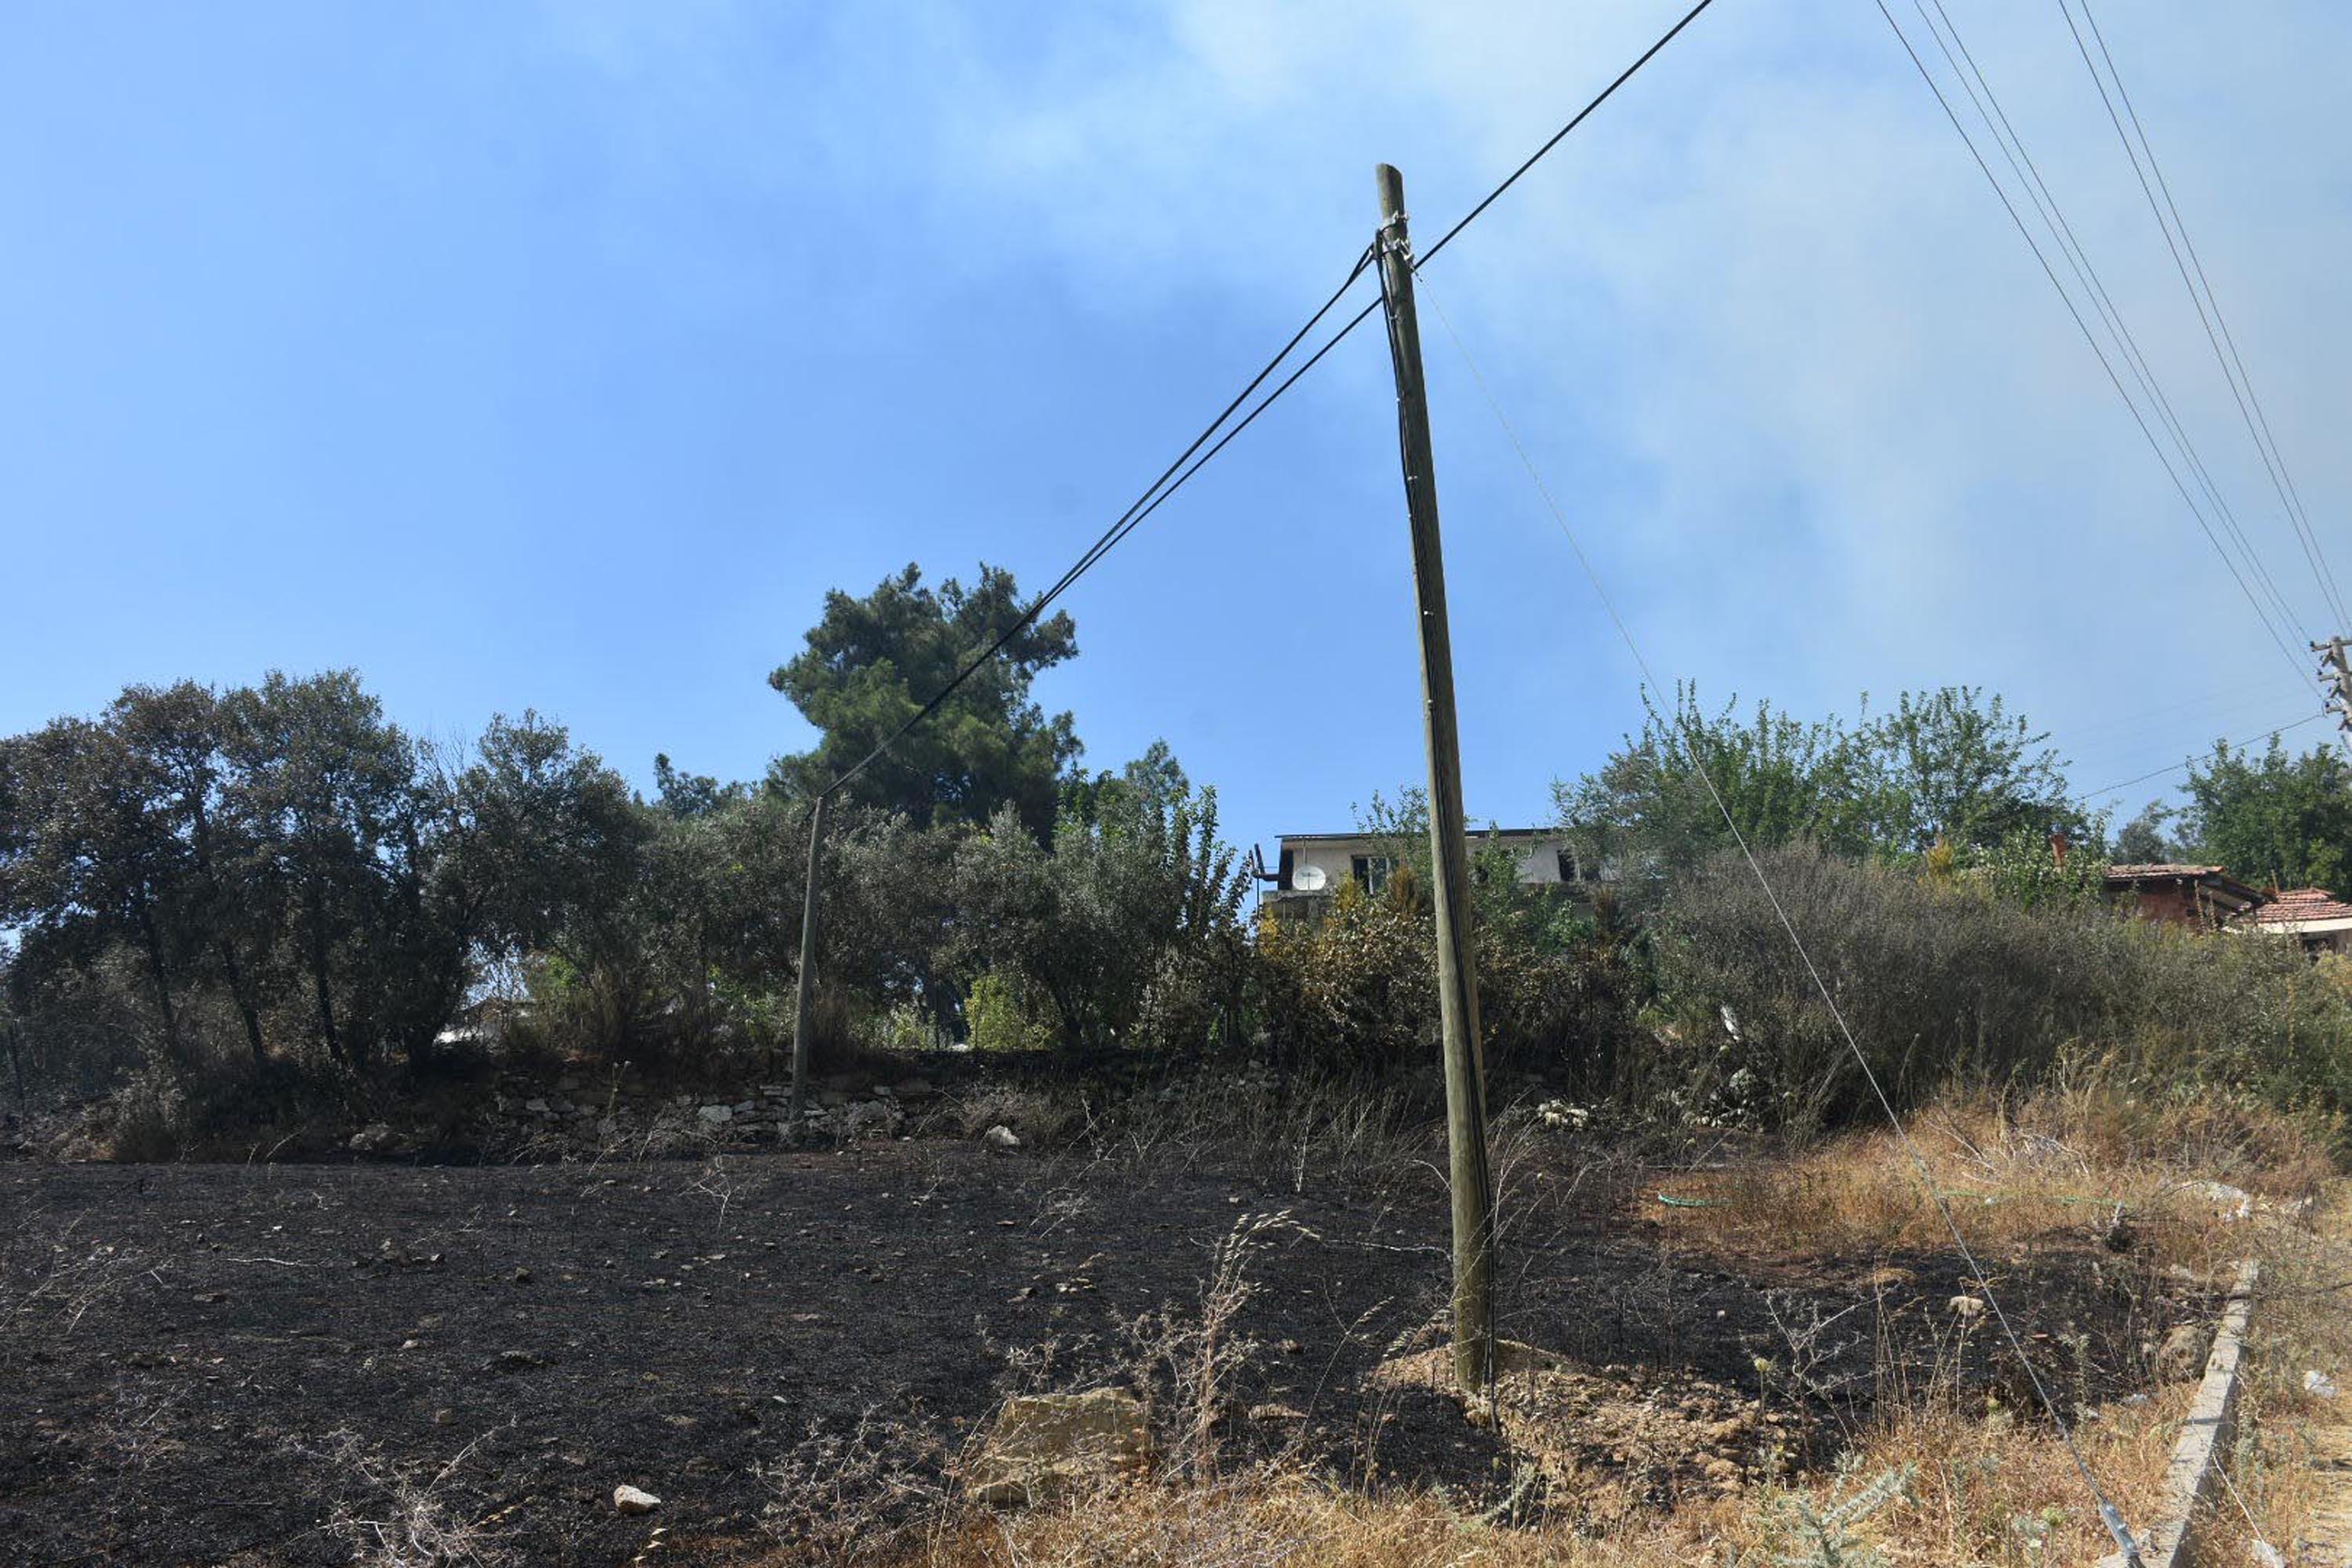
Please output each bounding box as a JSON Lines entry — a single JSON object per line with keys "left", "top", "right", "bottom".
{"left": 304, "top": 1427, "right": 507, "bottom": 1568}
{"left": 757, "top": 1410, "right": 951, "bottom": 1564}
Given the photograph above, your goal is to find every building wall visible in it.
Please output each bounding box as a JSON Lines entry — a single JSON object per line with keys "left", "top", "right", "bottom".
{"left": 1263, "top": 834, "right": 1603, "bottom": 929}
{"left": 2129, "top": 885, "right": 2207, "bottom": 927}
{"left": 1281, "top": 833, "right": 1581, "bottom": 896}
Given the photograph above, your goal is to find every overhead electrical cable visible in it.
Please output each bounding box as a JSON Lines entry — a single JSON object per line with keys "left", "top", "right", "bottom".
{"left": 1911, "top": 0, "right": 2307, "bottom": 645}
{"left": 818, "top": 240, "right": 1377, "bottom": 799}
{"left": 2078, "top": 710, "right": 2329, "bottom": 801}
{"left": 815, "top": 0, "right": 1725, "bottom": 799}
{"left": 1871, "top": 0, "right": 2312, "bottom": 691}
{"left": 2061, "top": 0, "right": 2349, "bottom": 630}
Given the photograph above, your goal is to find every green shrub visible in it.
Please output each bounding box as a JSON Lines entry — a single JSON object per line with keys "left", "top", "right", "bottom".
{"left": 1252, "top": 877, "right": 1640, "bottom": 1086}
{"left": 965, "top": 970, "right": 1058, "bottom": 1054}
{"left": 1653, "top": 842, "right": 2352, "bottom": 1134}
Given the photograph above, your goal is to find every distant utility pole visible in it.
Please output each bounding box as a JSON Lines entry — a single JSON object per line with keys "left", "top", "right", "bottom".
{"left": 786, "top": 791, "right": 830, "bottom": 1137}
{"left": 1374, "top": 163, "right": 1497, "bottom": 1392}
{"left": 2317, "top": 638, "right": 2352, "bottom": 738}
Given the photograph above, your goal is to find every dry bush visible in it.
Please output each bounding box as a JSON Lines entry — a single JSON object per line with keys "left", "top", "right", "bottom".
{"left": 0, "top": 1218, "right": 147, "bottom": 1366}
{"left": 757, "top": 1410, "right": 951, "bottom": 1565}
{"left": 822, "top": 1385, "right": 2200, "bottom": 1568}
{"left": 1656, "top": 844, "right": 2352, "bottom": 1134}
{"left": 940, "top": 1083, "right": 1086, "bottom": 1147}
{"left": 2193, "top": 1180, "right": 2352, "bottom": 1562}
{"left": 298, "top": 1428, "right": 507, "bottom": 1568}
{"left": 1088, "top": 1069, "right": 1439, "bottom": 1198}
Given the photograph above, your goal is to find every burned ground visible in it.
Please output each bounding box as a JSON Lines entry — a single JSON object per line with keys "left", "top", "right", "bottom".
{"left": 0, "top": 1142, "right": 2208, "bottom": 1566}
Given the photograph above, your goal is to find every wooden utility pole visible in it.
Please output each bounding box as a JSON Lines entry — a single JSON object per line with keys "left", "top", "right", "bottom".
{"left": 786, "top": 790, "right": 830, "bottom": 1138}
{"left": 1374, "top": 163, "right": 1497, "bottom": 1391}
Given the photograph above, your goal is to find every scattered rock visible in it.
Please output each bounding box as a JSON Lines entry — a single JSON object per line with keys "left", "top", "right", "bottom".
{"left": 2154, "top": 1322, "right": 2211, "bottom": 1383}
{"left": 347, "top": 1123, "right": 401, "bottom": 1157}
{"left": 2308, "top": 1370, "right": 2339, "bottom": 1399}
{"left": 697, "top": 1105, "right": 733, "bottom": 1126}
{"left": 983, "top": 1125, "right": 1022, "bottom": 1152}
{"left": 1947, "top": 1295, "right": 1986, "bottom": 1321}
{"left": 612, "top": 1483, "right": 661, "bottom": 1515}
{"left": 377, "top": 1240, "right": 445, "bottom": 1269}
{"left": 964, "top": 1388, "right": 1149, "bottom": 1506}
{"left": 485, "top": 1349, "right": 552, "bottom": 1374}
{"left": 511, "top": 1267, "right": 532, "bottom": 1285}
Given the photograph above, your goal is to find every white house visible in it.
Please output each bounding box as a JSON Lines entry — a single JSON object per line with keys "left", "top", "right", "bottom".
{"left": 1254, "top": 827, "right": 1607, "bottom": 921}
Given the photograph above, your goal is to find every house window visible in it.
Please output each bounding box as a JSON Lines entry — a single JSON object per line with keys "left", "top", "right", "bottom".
{"left": 1350, "top": 855, "right": 1395, "bottom": 895}
{"left": 1556, "top": 848, "right": 1601, "bottom": 884}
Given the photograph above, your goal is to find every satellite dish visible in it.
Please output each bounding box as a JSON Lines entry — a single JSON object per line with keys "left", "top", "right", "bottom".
{"left": 1293, "top": 864, "right": 1327, "bottom": 892}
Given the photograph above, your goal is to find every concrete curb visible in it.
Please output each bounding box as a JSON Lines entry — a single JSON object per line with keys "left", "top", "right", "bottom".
{"left": 2100, "top": 1259, "right": 2262, "bottom": 1568}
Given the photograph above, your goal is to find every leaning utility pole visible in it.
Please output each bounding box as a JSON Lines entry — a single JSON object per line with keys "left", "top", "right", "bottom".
{"left": 786, "top": 790, "right": 830, "bottom": 1138}
{"left": 1374, "top": 163, "right": 1497, "bottom": 1392}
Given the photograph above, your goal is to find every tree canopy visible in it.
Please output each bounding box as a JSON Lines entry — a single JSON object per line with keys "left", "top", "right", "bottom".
{"left": 0, "top": 675, "right": 642, "bottom": 1076}
{"left": 768, "top": 563, "right": 1080, "bottom": 836}
{"left": 1553, "top": 684, "right": 2085, "bottom": 874}
{"left": 2181, "top": 736, "right": 2352, "bottom": 891}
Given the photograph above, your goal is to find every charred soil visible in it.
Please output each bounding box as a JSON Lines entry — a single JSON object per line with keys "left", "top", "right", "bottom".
{"left": 0, "top": 1142, "right": 2208, "bottom": 1565}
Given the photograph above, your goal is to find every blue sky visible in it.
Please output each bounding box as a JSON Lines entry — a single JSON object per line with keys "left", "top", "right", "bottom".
{"left": 5, "top": 2, "right": 2347, "bottom": 850}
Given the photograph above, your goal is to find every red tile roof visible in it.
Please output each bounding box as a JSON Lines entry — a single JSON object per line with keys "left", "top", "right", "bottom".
{"left": 2103, "top": 862, "right": 2267, "bottom": 909}
{"left": 2251, "top": 887, "right": 2352, "bottom": 927}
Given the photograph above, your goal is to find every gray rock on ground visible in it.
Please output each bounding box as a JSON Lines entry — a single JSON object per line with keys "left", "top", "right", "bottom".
{"left": 964, "top": 1388, "right": 1149, "bottom": 1506}
{"left": 347, "top": 1123, "right": 401, "bottom": 1156}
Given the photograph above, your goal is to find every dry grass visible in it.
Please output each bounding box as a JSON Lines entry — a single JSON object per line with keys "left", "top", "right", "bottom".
{"left": 730, "top": 1080, "right": 2343, "bottom": 1566}
{"left": 298, "top": 1427, "right": 510, "bottom": 1567}
{"left": 793, "top": 1386, "right": 2198, "bottom": 1568}
{"left": 2180, "top": 1178, "right": 2352, "bottom": 1564}
{"left": 1647, "top": 1082, "right": 2331, "bottom": 1284}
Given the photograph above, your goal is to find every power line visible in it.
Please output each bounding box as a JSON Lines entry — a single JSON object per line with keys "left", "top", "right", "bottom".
{"left": 1907, "top": 0, "right": 2307, "bottom": 647}
{"left": 1417, "top": 266, "right": 2154, "bottom": 1566}
{"left": 2056, "top": 670, "right": 2295, "bottom": 750}
{"left": 819, "top": 241, "right": 1377, "bottom": 799}
{"left": 1872, "top": 0, "right": 2311, "bottom": 690}
{"left": 2061, "top": 0, "right": 2349, "bottom": 630}
{"left": 2078, "top": 710, "right": 2329, "bottom": 801}
{"left": 816, "top": 0, "right": 1726, "bottom": 800}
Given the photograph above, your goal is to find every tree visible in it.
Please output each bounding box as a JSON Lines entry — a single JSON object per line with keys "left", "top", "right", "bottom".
{"left": 1865, "top": 687, "right": 2081, "bottom": 855}
{"left": 2112, "top": 800, "right": 2180, "bottom": 864}
{"left": 1554, "top": 684, "right": 2086, "bottom": 875}
{"left": 0, "top": 715, "right": 196, "bottom": 1066}
{"left": 951, "top": 752, "right": 1249, "bottom": 1053}
{"left": 111, "top": 682, "right": 275, "bottom": 1070}
{"left": 447, "top": 712, "right": 647, "bottom": 964}
{"left": 768, "top": 563, "right": 1080, "bottom": 837}
{"left": 220, "top": 673, "right": 421, "bottom": 1068}
{"left": 2182, "top": 737, "right": 2352, "bottom": 891}
{"left": 1553, "top": 685, "right": 1883, "bottom": 877}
